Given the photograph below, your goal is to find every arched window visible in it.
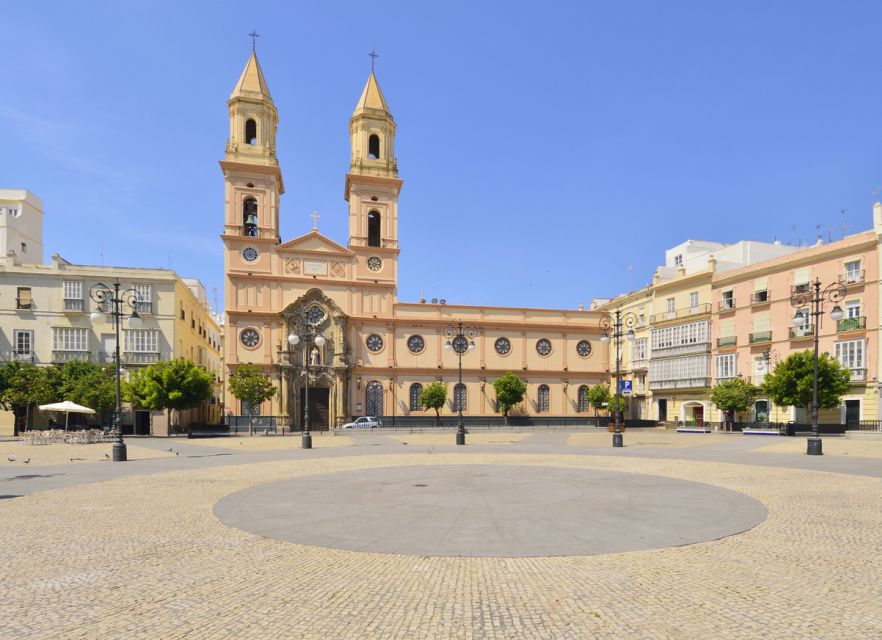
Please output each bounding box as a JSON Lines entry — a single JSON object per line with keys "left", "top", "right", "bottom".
{"left": 577, "top": 385, "right": 590, "bottom": 413}
{"left": 243, "top": 197, "right": 258, "bottom": 236}
{"left": 453, "top": 383, "right": 467, "bottom": 412}
{"left": 367, "top": 210, "right": 381, "bottom": 247}
{"left": 245, "top": 119, "right": 257, "bottom": 145}
{"left": 368, "top": 134, "right": 380, "bottom": 159}
{"left": 409, "top": 383, "right": 423, "bottom": 411}
{"left": 537, "top": 385, "right": 550, "bottom": 413}
{"left": 365, "top": 380, "right": 384, "bottom": 416}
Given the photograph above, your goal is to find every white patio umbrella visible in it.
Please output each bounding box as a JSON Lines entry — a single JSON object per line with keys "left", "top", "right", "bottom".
{"left": 38, "top": 401, "right": 96, "bottom": 432}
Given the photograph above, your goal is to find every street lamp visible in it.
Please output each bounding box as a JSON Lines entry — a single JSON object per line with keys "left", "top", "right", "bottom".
{"left": 89, "top": 281, "right": 142, "bottom": 462}
{"left": 600, "top": 309, "right": 637, "bottom": 448}
{"left": 287, "top": 315, "right": 326, "bottom": 450}
{"left": 790, "top": 278, "right": 846, "bottom": 455}
{"left": 443, "top": 320, "right": 477, "bottom": 445}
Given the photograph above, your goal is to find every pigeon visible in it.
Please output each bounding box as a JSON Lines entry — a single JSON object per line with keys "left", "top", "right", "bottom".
{"left": 402, "top": 442, "right": 408, "bottom": 446}
{"left": 104, "top": 453, "right": 110, "bottom": 459}
{"left": 175, "top": 451, "right": 179, "bottom": 456}
{"left": 168, "top": 448, "right": 173, "bottom": 452}
{"left": 7, "top": 455, "right": 15, "bottom": 462}
{"left": 23, "top": 458, "right": 30, "bottom": 464}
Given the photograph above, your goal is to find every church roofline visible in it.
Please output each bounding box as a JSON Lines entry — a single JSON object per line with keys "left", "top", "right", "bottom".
{"left": 275, "top": 230, "right": 355, "bottom": 254}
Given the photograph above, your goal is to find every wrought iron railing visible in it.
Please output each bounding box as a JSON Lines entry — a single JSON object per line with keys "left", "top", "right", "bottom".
{"left": 837, "top": 316, "right": 866, "bottom": 332}
{"left": 717, "top": 336, "right": 737, "bottom": 347}
{"left": 848, "top": 368, "right": 867, "bottom": 381}
{"left": 649, "top": 303, "right": 711, "bottom": 324}
{"left": 749, "top": 331, "right": 772, "bottom": 344}
{"left": 750, "top": 291, "right": 770, "bottom": 304}
{"left": 51, "top": 350, "right": 91, "bottom": 363}
{"left": 839, "top": 269, "right": 865, "bottom": 285}
{"left": 789, "top": 325, "right": 814, "bottom": 339}
{"left": 718, "top": 299, "right": 735, "bottom": 311}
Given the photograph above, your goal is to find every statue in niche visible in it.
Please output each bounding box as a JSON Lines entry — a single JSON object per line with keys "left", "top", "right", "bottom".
{"left": 310, "top": 346, "right": 320, "bottom": 366}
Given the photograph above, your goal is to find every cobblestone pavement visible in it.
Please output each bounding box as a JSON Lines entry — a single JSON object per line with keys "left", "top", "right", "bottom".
{"left": 0, "top": 435, "right": 880, "bottom": 639}
{"left": 0, "top": 441, "right": 175, "bottom": 466}
{"left": 185, "top": 434, "right": 353, "bottom": 451}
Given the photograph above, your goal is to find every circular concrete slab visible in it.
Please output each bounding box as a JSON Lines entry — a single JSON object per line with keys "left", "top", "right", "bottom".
{"left": 214, "top": 465, "right": 767, "bottom": 557}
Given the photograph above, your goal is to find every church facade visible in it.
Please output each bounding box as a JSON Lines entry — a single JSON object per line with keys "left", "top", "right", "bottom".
{"left": 222, "top": 52, "right": 607, "bottom": 428}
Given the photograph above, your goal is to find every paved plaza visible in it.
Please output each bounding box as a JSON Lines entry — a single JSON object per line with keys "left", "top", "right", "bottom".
{"left": 0, "top": 430, "right": 880, "bottom": 639}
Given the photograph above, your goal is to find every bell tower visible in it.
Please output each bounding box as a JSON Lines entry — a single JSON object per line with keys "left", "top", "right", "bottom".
{"left": 346, "top": 64, "right": 403, "bottom": 278}
{"left": 221, "top": 49, "right": 283, "bottom": 241}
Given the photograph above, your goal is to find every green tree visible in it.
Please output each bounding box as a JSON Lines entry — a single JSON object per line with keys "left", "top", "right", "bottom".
{"left": 125, "top": 359, "right": 214, "bottom": 434}
{"left": 762, "top": 350, "right": 850, "bottom": 418}
{"left": 606, "top": 393, "right": 627, "bottom": 417}
{"left": 419, "top": 382, "right": 448, "bottom": 425}
{"left": 492, "top": 372, "right": 527, "bottom": 423}
{"left": 710, "top": 377, "right": 755, "bottom": 428}
{"left": 586, "top": 385, "right": 611, "bottom": 421}
{"left": 0, "top": 362, "right": 61, "bottom": 433}
{"left": 226, "top": 363, "right": 277, "bottom": 435}
{"left": 59, "top": 361, "right": 117, "bottom": 426}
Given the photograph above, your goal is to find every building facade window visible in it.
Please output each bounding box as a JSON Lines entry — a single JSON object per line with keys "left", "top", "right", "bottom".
{"left": 367, "top": 211, "right": 381, "bottom": 247}
{"left": 632, "top": 337, "right": 647, "bottom": 362}
{"left": 835, "top": 339, "right": 865, "bottom": 373}
{"left": 577, "top": 385, "right": 590, "bottom": 412}
{"left": 134, "top": 284, "right": 153, "bottom": 314}
{"left": 689, "top": 291, "right": 699, "bottom": 310}
{"left": 53, "top": 327, "right": 88, "bottom": 351}
{"left": 16, "top": 287, "right": 32, "bottom": 310}
{"left": 844, "top": 259, "right": 862, "bottom": 282}
{"left": 453, "top": 383, "right": 467, "bottom": 412}
{"left": 674, "top": 254, "right": 683, "bottom": 266}
{"left": 537, "top": 385, "right": 550, "bottom": 412}
{"left": 650, "top": 320, "right": 709, "bottom": 350}
{"left": 365, "top": 380, "right": 384, "bottom": 416}
{"left": 409, "top": 383, "right": 423, "bottom": 411}
{"left": 124, "top": 329, "right": 159, "bottom": 353}
{"left": 63, "top": 280, "right": 83, "bottom": 311}
{"left": 715, "top": 354, "right": 736, "bottom": 380}
{"left": 13, "top": 329, "right": 33, "bottom": 357}
{"left": 666, "top": 297, "right": 675, "bottom": 316}
{"left": 721, "top": 289, "right": 734, "bottom": 310}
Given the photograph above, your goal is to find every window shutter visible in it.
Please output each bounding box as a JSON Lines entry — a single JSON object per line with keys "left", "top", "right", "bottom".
{"left": 720, "top": 319, "right": 735, "bottom": 337}
{"left": 753, "top": 278, "right": 768, "bottom": 292}
{"left": 753, "top": 313, "right": 770, "bottom": 332}
{"left": 794, "top": 269, "right": 810, "bottom": 285}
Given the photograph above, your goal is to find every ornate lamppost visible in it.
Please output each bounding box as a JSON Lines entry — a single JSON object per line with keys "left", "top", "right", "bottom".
{"left": 600, "top": 309, "right": 637, "bottom": 448}
{"left": 790, "top": 277, "right": 845, "bottom": 455}
{"left": 443, "top": 320, "right": 477, "bottom": 445}
{"left": 287, "top": 313, "right": 327, "bottom": 450}
{"left": 89, "top": 281, "right": 142, "bottom": 462}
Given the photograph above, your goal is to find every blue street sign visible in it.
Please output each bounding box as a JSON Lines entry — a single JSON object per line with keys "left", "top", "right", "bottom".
{"left": 620, "top": 380, "right": 632, "bottom": 395}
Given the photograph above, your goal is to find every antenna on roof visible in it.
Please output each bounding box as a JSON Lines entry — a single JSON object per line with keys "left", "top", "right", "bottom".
{"left": 815, "top": 224, "right": 824, "bottom": 244}
{"left": 840, "top": 208, "right": 849, "bottom": 239}
{"left": 99, "top": 240, "right": 104, "bottom": 266}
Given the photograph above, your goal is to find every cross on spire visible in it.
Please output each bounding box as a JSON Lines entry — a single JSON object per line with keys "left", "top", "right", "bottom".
{"left": 249, "top": 30, "right": 260, "bottom": 52}
{"left": 368, "top": 47, "right": 378, "bottom": 72}
{"left": 310, "top": 210, "right": 320, "bottom": 230}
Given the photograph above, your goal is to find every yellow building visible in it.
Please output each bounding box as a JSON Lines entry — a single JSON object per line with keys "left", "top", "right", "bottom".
{"left": 0, "top": 195, "right": 222, "bottom": 434}
{"left": 222, "top": 52, "right": 607, "bottom": 428}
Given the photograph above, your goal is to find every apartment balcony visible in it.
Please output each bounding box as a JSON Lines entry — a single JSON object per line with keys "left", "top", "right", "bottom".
{"left": 789, "top": 325, "right": 815, "bottom": 339}
{"left": 649, "top": 342, "right": 712, "bottom": 358}
{"left": 648, "top": 377, "right": 712, "bottom": 391}
{"left": 750, "top": 291, "right": 771, "bottom": 305}
{"left": 134, "top": 301, "right": 153, "bottom": 314}
{"left": 51, "top": 350, "right": 91, "bottom": 363}
{"left": 649, "top": 303, "right": 711, "bottom": 325}
{"left": 717, "top": 336, "right": 737, "bottom": 348}
{"left": 749, "top": 331, "right": 772, "bottom": 344}
{"left": 839, "top": 270, "right": 865, "bottom": 285}
{"left": 848, "top": 368, "right": 868, "bottom": 382}
{"left": 790, "top": 284, "right": 811, "bottom": 295}
{"left": 63, "top": 298, "right": 84, "bottom": 312}
{"left": 629, "top": 358, "right": 649, "bottom": 371}
{"left": 16, "top": 298, "right": 33, "bottom": 310}
{"left": 837, "top": 316, "right": 866, "bottom": 333}
{"left": 715, "top": 375, "right": 738, "bottom": 384}
{"left": 717, "top": 299, "right": 736, "bottom": 312}
{"left": 7, "top": 351, "right": 34, "bottom": 363}
{"left": 123, "top": 352, "right": 160, "bottom": 364}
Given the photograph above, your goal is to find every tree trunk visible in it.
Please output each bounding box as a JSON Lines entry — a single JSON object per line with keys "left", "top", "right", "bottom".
{"left": 249, "top": 408, "right": 254, "bottom": 436}
{"left": 434, "top": 408, "right": 440, "bottom": 427}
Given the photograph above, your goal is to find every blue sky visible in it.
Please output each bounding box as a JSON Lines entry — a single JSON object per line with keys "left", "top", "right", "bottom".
{"left": 4, "top": 1, "right": 882, "bottom": 312}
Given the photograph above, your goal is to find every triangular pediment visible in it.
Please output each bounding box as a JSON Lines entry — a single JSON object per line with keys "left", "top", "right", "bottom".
{"left": 276, "top": 231, "right": 353, "bottom": 256}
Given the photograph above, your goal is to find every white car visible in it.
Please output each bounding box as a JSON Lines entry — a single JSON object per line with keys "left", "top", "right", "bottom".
{"left": 341, "top": 416, "right": 382, "bottom": 429}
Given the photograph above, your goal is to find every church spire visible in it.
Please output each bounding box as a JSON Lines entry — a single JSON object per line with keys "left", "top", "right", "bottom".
{"left": 225, "top": 48, "right": 278, "bottom": 166}
{"left": 349, "top": 56, "right": 397, "bottom": 178}
{"left": 230, "top": 51, "right": 274, "bottom": 103}
{"left": 352, "top": 71, "right": 391, "bottom": 116}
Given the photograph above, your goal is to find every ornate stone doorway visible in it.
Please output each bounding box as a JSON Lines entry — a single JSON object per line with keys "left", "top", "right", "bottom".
{"left": 300, "top": 387, "right": 330, "bottom": 431}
